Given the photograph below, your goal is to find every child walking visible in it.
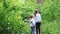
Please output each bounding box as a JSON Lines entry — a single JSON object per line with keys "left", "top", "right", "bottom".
{"left": 29, "top": 15, "right": 35, "bottom": 34}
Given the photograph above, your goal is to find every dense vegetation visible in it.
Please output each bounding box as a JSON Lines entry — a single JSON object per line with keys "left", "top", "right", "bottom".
{"left": 0, "top": 0, "right": 60, "bottom": 34}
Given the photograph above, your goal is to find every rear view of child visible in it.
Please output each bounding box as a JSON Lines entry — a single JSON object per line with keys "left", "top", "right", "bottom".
{"left": 29, "top": 15, "right": 35, "bottom": 34}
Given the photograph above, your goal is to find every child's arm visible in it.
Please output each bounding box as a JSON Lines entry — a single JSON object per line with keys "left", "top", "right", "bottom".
{"left": 32, "top": 20, "right": 35, "bottom": 26}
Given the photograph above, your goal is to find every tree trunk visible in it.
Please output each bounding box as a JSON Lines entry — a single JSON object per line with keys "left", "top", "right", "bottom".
{"left": 36, "top": 0, "right": 42, "bottom": 3}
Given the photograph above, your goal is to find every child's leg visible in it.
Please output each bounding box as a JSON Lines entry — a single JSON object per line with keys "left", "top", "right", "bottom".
{"left": 33, "top": 27, "right": 35, "bottom": 34}
{"left": 31, "top": 27, "right": 35, "bottom": 34}
{"left": 36, "top": 23, "right": 39, "bottom": 34}
{"left": 31, "top": 27, "right": 32, "bottom": 34}
{"left": 31, "top": 27, "right": 33, "bottom": 34}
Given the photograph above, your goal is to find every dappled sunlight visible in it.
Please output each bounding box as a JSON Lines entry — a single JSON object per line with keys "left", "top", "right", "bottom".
{"left": 0, "top": 0, "right": 60, "bottom": 34}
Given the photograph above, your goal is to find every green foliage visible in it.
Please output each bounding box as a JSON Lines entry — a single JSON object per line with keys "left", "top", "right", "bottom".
{"left": 0, "top": 0, "right": 60, "bottom": 34}
{"left": 41, "top": 0, "right": 60, "bottom": 34}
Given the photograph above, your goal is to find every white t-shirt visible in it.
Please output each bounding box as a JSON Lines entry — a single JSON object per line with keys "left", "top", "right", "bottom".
{"left": 30, "top": 18, "right": 35, "bottom": 27}
{"left": 34, "top": 13, "right": 42, "bottom": 23}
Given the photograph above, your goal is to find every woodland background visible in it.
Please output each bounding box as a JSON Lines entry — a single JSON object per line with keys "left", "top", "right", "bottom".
{"left": 0, "top": 0, "right": 60, "bottom": 34}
